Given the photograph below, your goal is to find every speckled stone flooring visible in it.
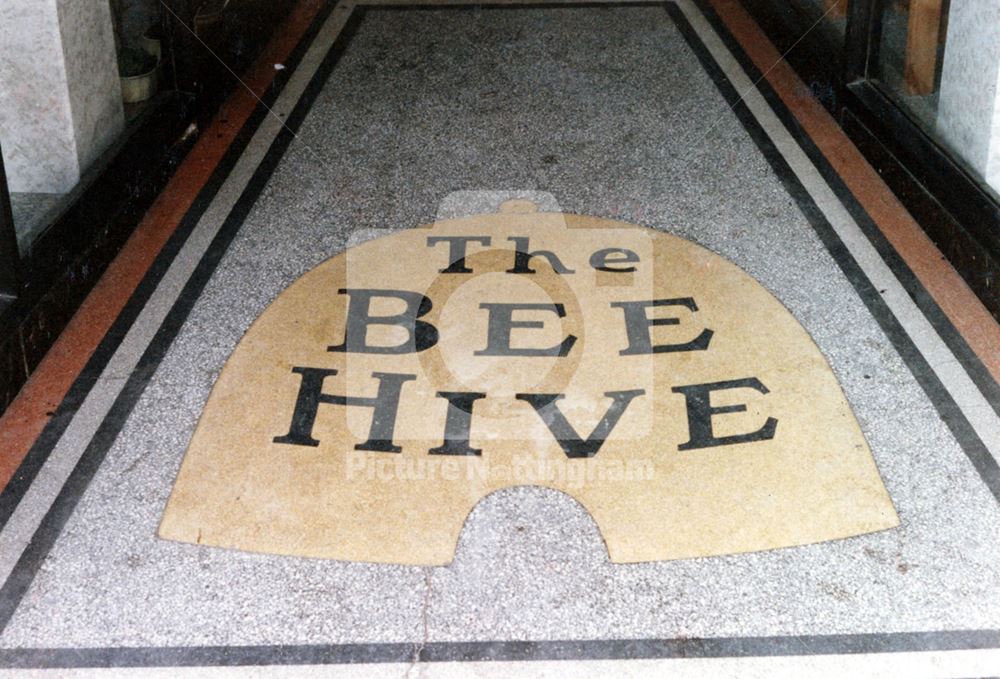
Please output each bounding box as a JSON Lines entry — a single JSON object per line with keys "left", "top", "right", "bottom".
{"left": 0, "top": 1, "right": 997, "bottom": 668}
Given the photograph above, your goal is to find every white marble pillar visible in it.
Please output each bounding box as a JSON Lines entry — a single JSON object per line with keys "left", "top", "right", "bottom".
{"left": 0, "top": 0, "right": 124, "bottom": 194}
{"left": 936, "top": 0, "right": 1000, "bottom": 193}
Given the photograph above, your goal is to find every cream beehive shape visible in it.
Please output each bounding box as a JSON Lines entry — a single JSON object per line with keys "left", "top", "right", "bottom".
{"left": 159, "top": 205, "right": 898, "bottom": 564}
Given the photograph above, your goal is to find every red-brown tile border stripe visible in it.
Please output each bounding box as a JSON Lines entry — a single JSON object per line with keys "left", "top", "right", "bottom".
{"left": 0, "top": 0, "right": 325, "bottom": 490}
{"left": 706, "top": 0, "right": 1000, "bottom": 383}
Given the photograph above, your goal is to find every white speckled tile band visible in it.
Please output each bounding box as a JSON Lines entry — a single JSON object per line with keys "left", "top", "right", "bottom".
{"left": 0, "top": 2, "right": 358, "bottom": 597}
{"left": 673, "top": 0, "right": 1000, "bottom": 465}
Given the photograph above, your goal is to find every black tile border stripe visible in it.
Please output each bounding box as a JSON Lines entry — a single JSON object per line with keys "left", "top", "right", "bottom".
{"left": 0, "top": 0, "right": 997, "bottom": 667}
{"left": 0, "top": 0, "right": 340, "bottom": 535}
{"left": 678, "top": 0, "right": 1000, "bottom": 502}
{"left": 3, "top": 630, "right": 1000, "bottom": 668}
{"left": 0, "top": 2, "right": 365, "bottom": 640}
{"left": 689, "top": 0, "right": 1000, "bottom": 422}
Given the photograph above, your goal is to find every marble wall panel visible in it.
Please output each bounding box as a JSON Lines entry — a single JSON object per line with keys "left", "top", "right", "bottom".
{"left": 937, "top": 0, "right": 1000, "bottom": 193}
{"left": 0, "top": 0, "right": 123, "bottom": 194}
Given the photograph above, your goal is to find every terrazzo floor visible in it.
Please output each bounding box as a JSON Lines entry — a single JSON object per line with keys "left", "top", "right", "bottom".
{"left": 0, "top": 1, "right": 997, "bottom": 675}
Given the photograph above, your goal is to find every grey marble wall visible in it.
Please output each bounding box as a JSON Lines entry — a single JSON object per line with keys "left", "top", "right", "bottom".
{"left": 0, "top": 0, "right": 124, "bottom": 193}
{"left": 936, "top": 0, "right": 1000, "bottom": 193}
